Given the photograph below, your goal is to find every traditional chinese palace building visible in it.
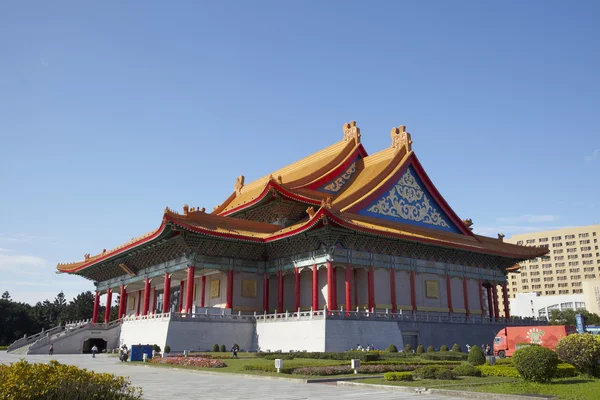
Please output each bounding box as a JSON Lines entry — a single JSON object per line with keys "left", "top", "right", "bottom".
{"left": 45, "top": 122, "right": 548, "bottom": 353}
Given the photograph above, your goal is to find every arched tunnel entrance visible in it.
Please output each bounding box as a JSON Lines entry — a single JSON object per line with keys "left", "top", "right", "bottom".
{"left": 83, "top": 338, "right": 107, "bottom": 354}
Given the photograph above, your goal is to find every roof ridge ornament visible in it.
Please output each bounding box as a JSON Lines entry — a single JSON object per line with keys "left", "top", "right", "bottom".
{"left": 234, "top": 175, "right": 245, "bottom": 195}
{"left": 390, "top": 125, "right": 412, "bottom": 152}
{"left": 321, "top": 197, "right": 332, "bottom": 209}
{"left": 343, "top": 121, "right": 361, "bottom": 144}
{"left": 498, "top": 233, "right": 505, "bottom": 242}
{"left": 462, "top": 219, "right": 474, "bottom": 230}
{"left": 306, "top": 206, "right": 316, "bottom": 218}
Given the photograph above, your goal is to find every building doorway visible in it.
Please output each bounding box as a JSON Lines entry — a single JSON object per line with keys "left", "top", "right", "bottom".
{"left": 83, "top": 338, "right": 107, "bottom": 353}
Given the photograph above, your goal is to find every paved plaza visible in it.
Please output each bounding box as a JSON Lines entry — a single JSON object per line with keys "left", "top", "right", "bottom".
{"left": 0, "top": 351, "right": 463, "bottom": 400}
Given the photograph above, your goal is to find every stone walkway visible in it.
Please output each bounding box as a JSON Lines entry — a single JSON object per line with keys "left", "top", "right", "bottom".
{"left": 0, "top": 352, "right": 463, "bottom": 400}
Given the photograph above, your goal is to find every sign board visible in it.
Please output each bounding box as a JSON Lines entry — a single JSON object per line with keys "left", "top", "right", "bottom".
{"left": 576, "top": 313, "right": 585, "bottom": 334}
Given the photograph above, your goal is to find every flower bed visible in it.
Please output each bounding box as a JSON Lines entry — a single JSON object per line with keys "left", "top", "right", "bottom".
{"left": 150, "top": 356, "right": 227, "bottom": 368}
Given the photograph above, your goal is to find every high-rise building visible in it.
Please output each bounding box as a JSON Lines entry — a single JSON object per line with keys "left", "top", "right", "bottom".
{"left": 504, "top": 225, "right": 600, "bottom": 315}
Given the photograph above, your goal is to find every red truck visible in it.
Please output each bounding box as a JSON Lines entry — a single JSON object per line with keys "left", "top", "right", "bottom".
{"left": 493, "top": 325, "right": 576, "bottom": 358}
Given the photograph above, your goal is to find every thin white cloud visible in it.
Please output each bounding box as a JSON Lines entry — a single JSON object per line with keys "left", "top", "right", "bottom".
{"left": 0, "top": 252, "right": 47, "bottom": 270}
{"left": 496, "top": 215, "right": 560, "bottom": 224}
{"left": 584, "top": 149, "right": 600, "bottom": 162}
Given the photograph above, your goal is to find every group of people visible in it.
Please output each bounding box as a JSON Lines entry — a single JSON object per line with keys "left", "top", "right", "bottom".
{"left": 466, "top": 343, "right": 492, "bottom": 355}
{"left": 355, "top": 343, "right": 377, "bottom": 351}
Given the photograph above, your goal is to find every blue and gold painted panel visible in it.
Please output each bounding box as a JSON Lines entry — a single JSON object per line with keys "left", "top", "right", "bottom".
{"left": 358, "top": 166, "right": 461, "bottom": 233}
{"left": 317, "top": 156, "right": 360, "bottom": 194}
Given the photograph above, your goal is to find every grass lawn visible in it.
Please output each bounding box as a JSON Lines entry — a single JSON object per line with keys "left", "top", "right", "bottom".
{"left": 356, "top": 376, "right": 600, "bottom": 400}
{"left": 356, "top": 376, "right": 516, "bottom": 388}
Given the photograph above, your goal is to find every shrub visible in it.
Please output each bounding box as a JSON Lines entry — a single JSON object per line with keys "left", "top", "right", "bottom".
{"left": 164, "top": 345, "right": 171, "bottom": 354}
{"left": 493, "top": 358, "right": 512, "bottom": 365}
{"left": 384, "top": 371, "right": 413, "bottom": 381}
{"left": 220, "top": 344, "right": 227, "bottom": 353}
{"left": 150, "top": 356, "right": 227, "bottom": 368}
{"left": 477, "top": 365, "right": 520, "bottom": 378}
{"left": 555, "top": 363, "right": 578, "bottom": 378}
{"left": 152, "top": 344, "right": 161, "bottom": 353}
{"left": 413, "top": 365, "right": 441, "bottom": 379}
{"left": 404, "top": 344, "right": 411, "bottom": 353}
{"left": 426, "top": 346, "right": 435, "bottom": 353}
{"left": 386, "top": 344, "right": 398, "bottom": 352}
{"left": 421, "top": 352, "right": 467, "bottom": 361}
{"left": 416, "top": 345, "right": 424, "bottom": 354}
{"left": 435, "top": 368, "right": 456, "bottom": 380}
{"left": 467, "top": 345, "right": 486, "bottom": 366}
{"left": 452, "top": 364, "right": 482, "bottom": 377}
{"left": 512, "top": 345, "right": 558, "bottom": 383}
{"left": 244, "top": 364, "right": 295, "bottom": 374}
{"left": 264, "top": 354, "right": 296, "bottom": 360}
{"left": 439, "top": 345, "right": 448, "bottom": 352}
{"left": 255, "top": 351, "right": 380, "bottom": 362}
{"left": 212, "top": 344, "right": 220, "bottom": 352}
{"left": 555, "top": 333, "right": 600, "bottom": 376}
{"left": 0, "top": 360, "right": 142, "bottom": 399}
{"left": 451, "top": 344, "right": 462, "bottom": 352}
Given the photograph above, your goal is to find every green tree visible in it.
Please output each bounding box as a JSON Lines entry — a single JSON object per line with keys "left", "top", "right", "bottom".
{"left": 2, "top": 291, "right": 10, "bottom": 300}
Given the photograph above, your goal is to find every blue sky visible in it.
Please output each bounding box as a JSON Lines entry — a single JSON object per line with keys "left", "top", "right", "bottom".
{"left": 1, "top": 1, "right": 598, "bottom": 305}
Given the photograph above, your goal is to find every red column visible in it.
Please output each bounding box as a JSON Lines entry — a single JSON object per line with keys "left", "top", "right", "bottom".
{"left": 277, "top": 271, "right": 284, "bottom": 313}
{"left": 368, "top": 266, "right": 375, "bottom": 311}
{"left": 345, "top": 265, "right": 352, "bottom": 312}
{"left": 263, "top": 274, "right": 269, "bottom": 312}
{"left": 486, "top": 284, "right": 494, "bottom": 318}
{"left": 332, "top": 264, "right": 337, "bottom": 310}
{"left": 200, "top": 276, "right": 206, "bottom": 308}
{"left": 446, "top": 275, "right": 453, "bottom": 313}
{"left": 104, "top": 288, "right": 112, "bottom": 323}
{"left": 185, "top": 266, "right": 195, "bottom": 313}
{"left": 410, "top": 270, "right": 417, "bottom": 312}
{"left": 502, "top": 282, "right": 510, "bottom": 318}
{"left": 152, "top": 288, "right": 157, "bottom": 314}
{"left": 353, "top": 269, "right": 358, "bottom": 309}
{"left": 117, "top": 285, "right": 125, "bottom": 320}
{"left": 142, "top": 278, "right": 150, "bottom": 315}
{"left": 136, "top": 290, "right": 141, "bottom": 316}
{"left": 390, "top": 269, "right": 397, "bottom": 313}
{"left": 92, "top": 291, "right": 100, "bottom": 323}
{"left": 492, "top": 281, "right": 500, "bottom": 319}
{"left": 163, "top": 273, "right": 171, "bottom": 313}
{"left": 463, "top": 277, "right": 470, "bottom": 317}
{"left": 178, "top": 281, "right": 184, "bottom": 312}
{"left": 312, "top": 265, "right": 318, "bottom": 311}
{"left": 327, "top": 261, "right": 334, "bottom": 310}
{"left": 478, "top": 280, "right": 484, "bottom": 315}
{"left": 122, "top": 292, "right": 128, "bottom": 317}
{"left": 226, "top": 270, "right": 234, "bottom": 309}
{"left": 294, "top": 268, "right": 301, "bottom": 311}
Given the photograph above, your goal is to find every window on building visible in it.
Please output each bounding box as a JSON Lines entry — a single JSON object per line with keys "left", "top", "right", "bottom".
{"left": 539, "top": 237, "right": 548, "bottom": 243}
{"left": 567, "top": 241, "right": 576, "bottom": 246}
{"left": 566, "top": 234, "right": 575, "bottom": 240}
{"left": 531, "top": 271, "right": 540, "bottom": 276}
{"left": 558, "top": 283, "right": 568, "bottom": 287}
{"left": 521, "top": 279, "right": 529, "bottom": 283}
{"left": 584, "top": 261, "right": 594, "bottom": 265}
{"left": 567, "top": 248, "right": 577, "bottom": 253}
{"left": 571, "top": 281, "right": 582, "bottom": 287}
{"left": 556, "top": 262, "right": 565, "bottom": 267}
{"left": 580, "top": 240, "right": 591, "bottom": 245}
{"left": 559, "top": 290, "right": 569, "bottom": 294}
{"left": 573, "top": 289, "right": 583, "bottom": 294}
{"left": 580, "top": 233, "right": 590, "bottom": 239}
{"left": 569, "top": 262, "right": 579, "bottom": 267}
{"left": 582, "top": 247, "right": 592, "bottom": 251}
{"left": 543, "top": 271, "right": 553, "bottom": 276}
{"left": 575, "top": 302, "right": 586, "bottom": 308}
{"left": 582, "top": 254, "right": 593, "bottom": 259}
{"left": 557, "top": 276, "right": 567, "bottom": 281}
{"left": 545, "top": 291, "right": 556, "bottom": 295}
{"left": 523, "top": 285, "right": 529, "bottom": 290}
{"left": 532, "top": 285, "right": 541, "bottom": 289}
{"left": 527, "top": 239, "right": 536, "bottom": 244}
{"left": 568, "top": 255, "right": 579, "bottom": 260}
{"left": 531, "top": 265, "right": 539, "bottom": 270}
{"left": 584, "top": 267, "right": 595, "bottom": 272}
{"left": 544, "top": 277, "right": 554, "bottom": 282}
{"left": 521, "top": 272, "right": 528, "bottom": 277}
{"left": 552, "top": 236, "right": 562, "bottom": 241}
{"left": 552, "top": 243, "right": 563, "bottom": 248}
{"left": 517, "top": 240, "right": 524, "bottom": 245}
{"left": 531, "top": 278, "right": 541, "bottom": 282}
{"left": 585, "top": 274, "right": 596, "bottom": 279}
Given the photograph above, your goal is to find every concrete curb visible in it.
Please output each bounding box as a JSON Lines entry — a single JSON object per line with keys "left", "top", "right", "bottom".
{"left": 336, "top": 381, "right": 556, "bottom": 400}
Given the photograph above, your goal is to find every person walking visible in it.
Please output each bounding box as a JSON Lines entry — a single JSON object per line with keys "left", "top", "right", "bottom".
{"left": 91, "top": 344, "right": 98, "bottom": 358}
{"left": 231, "top": 343, "right": 239, "bottom": 358}
{"left": 48, "top": 344, "right": 54, "bottom": 356}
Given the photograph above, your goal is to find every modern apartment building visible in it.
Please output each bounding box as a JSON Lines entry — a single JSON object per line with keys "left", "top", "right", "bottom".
{"left": 503, "top": 224, "right": 600, "bottom": 315}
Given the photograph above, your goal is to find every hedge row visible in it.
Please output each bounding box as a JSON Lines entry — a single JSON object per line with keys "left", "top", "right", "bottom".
{"left": 421, "top": 352, "right": 467, "bottom": 361}
{"left": 384, "top": 372, "right": 413, "bottom": 381}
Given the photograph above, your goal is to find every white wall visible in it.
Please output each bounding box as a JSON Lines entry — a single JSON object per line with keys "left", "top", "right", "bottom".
{"left": 166, "top": 320, "right": 256, "bottom": 352}
{"left": 256, "top": 319, "right": 326, "bottom": 352}
{"left": 29, "top": 325, "right": 121, "bottom": 354}
{"left": 510, "top": 292, "right": 585, "bottom": 318}
{"left": 119, "top": 317, "right": 171, "bottom": 351}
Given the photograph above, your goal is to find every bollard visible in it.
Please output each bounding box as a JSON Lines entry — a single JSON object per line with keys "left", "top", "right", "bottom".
{"left": 351, "top": 359, "right": 360, "bottom": 374}
{"left": 275, "top": 358, "right": 283, "bottom": 373}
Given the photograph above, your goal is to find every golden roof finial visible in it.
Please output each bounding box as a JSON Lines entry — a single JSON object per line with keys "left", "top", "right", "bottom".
{"left": 462, "top": 219, "right": 473, "bottom": 230}
{"left": 343, "top": 121, "right": 361, "bottom": 144}
{"left": 183, "top": 204, "right": 189, "bottom": 215}
{"left": 321, "top": 197, "right": 332, "bottom": 209}
{"left": 390, "top": 125, "right": 412, "bottom": 152}
{"left": 306, "top": 206, "right": 316, "bottom": 218}
{"left": 234, "top": 175, "right": 245, "bottom": 196}
{"left": 498, "top": 233, "right": 505, "bottom": 242}
{"left": 277, "top": 175, "right": 283, "bottom": 185}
